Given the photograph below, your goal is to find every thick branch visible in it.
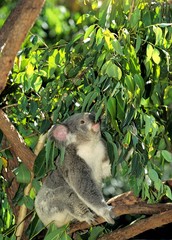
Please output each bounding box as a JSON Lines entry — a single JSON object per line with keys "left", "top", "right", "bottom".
{"left": 98, "top": 210, "right": 172, "bottom": 240}
{"left": 0, "top": 0, "right": 45, "bottom": 93}
{"left": 69, "top": 191, "right": 172, "bottom": 234}
{"left": 0, "top": 109, "right": 36, "bottom": 170}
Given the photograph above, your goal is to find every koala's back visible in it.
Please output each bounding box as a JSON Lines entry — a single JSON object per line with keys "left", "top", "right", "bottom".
{"left": 35, "top": 169, "right": 72, "bottom": 226}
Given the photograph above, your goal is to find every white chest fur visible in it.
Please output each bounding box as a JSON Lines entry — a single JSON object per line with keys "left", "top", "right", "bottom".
{"left": 77, "top": 140, "right": 105, "bottom": 183}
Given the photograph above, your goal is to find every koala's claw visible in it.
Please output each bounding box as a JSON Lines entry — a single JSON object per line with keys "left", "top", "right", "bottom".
{"left": 103, "top": 206, "right": 115, "bottom": 225}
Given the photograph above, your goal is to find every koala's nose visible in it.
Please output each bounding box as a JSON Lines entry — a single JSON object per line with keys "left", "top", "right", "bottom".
{"left": 88, "top": 112, "right": 96, "bottom": 123}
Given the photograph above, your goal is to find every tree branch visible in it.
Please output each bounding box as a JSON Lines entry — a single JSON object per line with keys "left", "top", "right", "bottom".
{"left": 69, "top": 191, "right": 172, "bottom": 235}
{"left": 0, "top": 109, "right": 36, "bottom": 171}
{"left": 98, "top": 210, "right": 172, "bottom": 240}
{"left": 0, "top": 0, "right": 45, "bottom": 93}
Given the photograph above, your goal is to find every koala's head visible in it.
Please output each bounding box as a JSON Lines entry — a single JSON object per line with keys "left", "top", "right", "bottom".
{"left": 49, "top": 113, "right": 101, "bottom": 146}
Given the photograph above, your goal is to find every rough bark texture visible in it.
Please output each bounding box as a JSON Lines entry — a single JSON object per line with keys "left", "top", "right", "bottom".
{"left": 0, "top": 109, "right": 36, "bottom": 170}
{"left": 1, "top": 138, "right": 20, "bottom": 217}
{"left": 0, "top": 0, "right": 45, "bottom": 93}
{"left": 98, "top": 209, "right": 172, "bottom": 240}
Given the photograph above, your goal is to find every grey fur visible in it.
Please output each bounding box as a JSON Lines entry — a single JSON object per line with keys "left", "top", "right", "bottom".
{"left": 35, "top": 113, "right": 114, "bottom": 227}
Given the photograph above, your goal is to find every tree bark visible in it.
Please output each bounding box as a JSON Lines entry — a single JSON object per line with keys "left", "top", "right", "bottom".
{"left": 0, "top": 109, "right": 36, "bottom": 170}
{"left": 0, "top": 0, "right": 45, "bottom": 93}
{"left": 98, "top": 209, "right": 172, "bottom": 240}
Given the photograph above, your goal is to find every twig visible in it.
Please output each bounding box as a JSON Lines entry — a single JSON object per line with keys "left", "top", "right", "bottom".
{"left": 128, "top": 0, "right": 135, "bottom": 21}
{"left": 15, "top": 134, "right": 47, "bottom": 240}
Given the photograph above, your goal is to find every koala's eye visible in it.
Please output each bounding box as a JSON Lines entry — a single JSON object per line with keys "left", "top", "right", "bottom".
{"left": 80, "top": 120, "right": 85, "bottom": 124}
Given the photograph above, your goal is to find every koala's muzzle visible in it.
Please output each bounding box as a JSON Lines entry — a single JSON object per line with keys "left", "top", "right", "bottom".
{"left": 88, "top": 112, "right": 100, "bottom": 123}
{"left": 87, "top": 113, "right": 100, "bottom": 133}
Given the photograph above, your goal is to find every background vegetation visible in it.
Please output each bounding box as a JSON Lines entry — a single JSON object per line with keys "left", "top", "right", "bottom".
{"left": 0, "top": 0, "right": 172, "bottom": 239}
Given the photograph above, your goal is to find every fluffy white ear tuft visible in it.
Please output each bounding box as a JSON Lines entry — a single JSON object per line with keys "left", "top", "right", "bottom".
{"left": 52, "top": 125, "right": 68, "bottom": 142}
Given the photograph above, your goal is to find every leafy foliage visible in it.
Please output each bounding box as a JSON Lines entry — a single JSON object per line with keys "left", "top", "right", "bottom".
{"left": 0, "top": 0, "right": 172, "bottom": 239}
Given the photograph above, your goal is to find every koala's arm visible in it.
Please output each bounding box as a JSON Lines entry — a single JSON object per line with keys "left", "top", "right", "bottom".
{"left": 102, "top": 155, "right": 111, "bottom": 179}
{"left": 62, "top": 150, "right": 114, "bottom": 224}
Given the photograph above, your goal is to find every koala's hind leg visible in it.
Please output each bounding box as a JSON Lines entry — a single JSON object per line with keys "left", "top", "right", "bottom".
{"left": 61, "top": 188, "right": 95, "bottom": 225}
{"left": 35, "top": 186, "right": 95, "bottom": 227}
{"left": 43, "top": 187, "right": 95, "bottom": 226}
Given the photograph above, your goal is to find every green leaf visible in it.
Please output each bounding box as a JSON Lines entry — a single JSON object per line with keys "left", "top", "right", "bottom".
{"left": 30, "top": 35, "right": 38, "bottom": 45}
{"left": 96, "top": 28, "right": 103, "bottom": 46}
{"left": 165, "top": 185, "right": 172, "bottom": 200}
{"left": 84, "top": 25, "right": 95, "bottom": 40}
{"left": 99, "top": 0, "right": 111, "bottom": 27}
{"left": 86, "top": 90, "right": 99, "bottom": 111}
{"left": 131, "top": 153, "right": 143, "bottom": 177}
{"left": 123, "top": 105, "right": 135, "bottom": 127}
{"left": 95, "top": 104, "right": 103, "bottom": 122}
{"left": 40, "top": 119, "right": 51, "bottom": 134}
{"left": 146, "top": 44, "right": 154, "bottom": 60}
{"left": 28, "top": 216, "right": 44, "bottom": 239}
{"left": 116, "top": 93, "right": 125, "bottom": 120}
{"left": 153, "top": 26, "right": 162, "bottom": 45}
{"left": 107, "top": 97, "right": 116, "bottom": 120}
{"left": 14, "top": 163, "right": 31, "bottom": 184}
{"left": 122, "top": 131, "right": 131, "bottom": 148}
{"left": 125, "top": 75, "right": 134, "bottom": 92}
{"left": 71, "top": 33, "right": 83, "bottom": 43}
{"left": 157, "top": 139, "right": 166, "bottom": 150}
{"left": 104, "top": 131, "right": 113, "bottom": 143}
{"left": 23, "top": 196, "right": 34, "bottom": 210}
{"left": 34, "top": 148, "right": 46, "bottom": 179}
{"left": 163, "top": 86, "right": 172, "bottom": 105}
{"left": 135, "top": 34, "right": 142, "bottom": 53}
{"left": 105, "top": 61, "right": 122, "bottom": 80}
{"left": 152, "top": 48, "right": 161, "bottom": 64}
{"left": 44, "top": 225, "right": 68, "bottom": 240}
{"left": 107, "top": 97, "right": 120, "bottom": 132}
{"left": 19, "top": 95, "right": 28, "bottom": 110}
{"left": 44, "top": 229, "right": 63, "bottom": 240}
{"left": 112, "top": 38, "right": 123, "bottom": 55}
{"left": 144, "top": 114, "right": 153, "bottom": 137}
{"left": 81, "top": 90, "right": 98, "bottom": 112}
{"left": 161, "top": 150, "right": 172, "bottom": 162}
{"left": 30, "top": 100, "right": 38, "bottom": 118}
{"left": 148, "top": 168, "right": 159, "bottom": 182}
{"left": 134, "top": 74, "right": 144, "bottom": 95}
{"left": 32, "top": 76, "right": 42, "bottom": 92}
{"left": 154, "top": 179, "right": 163, "bottom": 192}
{"left": 46, "top": 139, "right": 53, "bottom": 170}
{"left": 97, "top": 52, "right": 106, "bottom": 69}
{"left": 129, "top": 8, "right": 140, "bottom": 28}
{"left": 88, "top": 226, "right": 104, "bottom": 240}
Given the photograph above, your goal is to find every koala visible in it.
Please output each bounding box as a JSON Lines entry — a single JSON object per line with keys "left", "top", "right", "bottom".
{"left": 35, "top": 112, "right": 114, "bottom": 227}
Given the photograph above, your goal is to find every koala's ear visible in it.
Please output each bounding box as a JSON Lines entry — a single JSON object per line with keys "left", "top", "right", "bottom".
{"left": 49, "top": 125, "right": 68, "bottom": 142}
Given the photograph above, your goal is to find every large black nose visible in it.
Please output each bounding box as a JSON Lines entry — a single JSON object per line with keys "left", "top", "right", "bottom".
{"left": 88, "top": 113, "right": 96, "bottom": 122}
